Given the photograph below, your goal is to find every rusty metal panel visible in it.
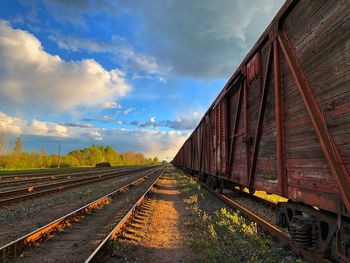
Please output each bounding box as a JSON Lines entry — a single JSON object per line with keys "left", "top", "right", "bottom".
{"left": 247, "top": 53, "right": 260, "bottom": 83}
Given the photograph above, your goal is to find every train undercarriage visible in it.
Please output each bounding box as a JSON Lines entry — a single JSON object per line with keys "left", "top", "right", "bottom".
{"left": 181, "top": 167, "right": 350, "bottom": 262}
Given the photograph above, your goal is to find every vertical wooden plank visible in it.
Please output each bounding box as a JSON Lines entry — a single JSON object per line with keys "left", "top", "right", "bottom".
{"left": 278, "top": 29, "right": 350, "bottom": 213}
{"left": 248, "top": 44, "right": 273, "bottom": 188}
{"left": 243, "top": 69, "right": 251, "bottom": 186}
{"left": 274, "top": 39, "right": 287, "bottom": 196}
{"left": 228, "top": 84, "right": 243, "bottom": 175}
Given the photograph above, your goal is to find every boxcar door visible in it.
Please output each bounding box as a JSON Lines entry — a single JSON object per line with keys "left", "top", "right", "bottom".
{"left": 214, "top": 99, "right": 228, "bottom": 176}
{"left": 245, "top": 43, "right": 278, "bottom": 194}
{"left": 227, "top": 79, "right": 246, "bottom": 185}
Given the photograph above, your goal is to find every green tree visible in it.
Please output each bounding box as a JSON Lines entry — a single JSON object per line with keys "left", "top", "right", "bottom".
{"left": 0, "top": 142, "right": 154, "bottom": 169}
{"left": 104, "top": 146, "right": 118, "bottom": 164}
{"left": 0, "top": 128, "right": 7, "bottom": 155}
{"left": 83, "top": 145, "right": 104, "bottom": 165}
{"left": 39, "top": 148, "right": 48, "bottom": 167}
{"left": 13, "top": 136, "right": 23, "bottom": 155}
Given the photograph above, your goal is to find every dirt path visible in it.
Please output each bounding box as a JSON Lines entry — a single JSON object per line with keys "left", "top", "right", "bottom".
{"left": 106, "top": 170, "right": 194, "bottom": 263}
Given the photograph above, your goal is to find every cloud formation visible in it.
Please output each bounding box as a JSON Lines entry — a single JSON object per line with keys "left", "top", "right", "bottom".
{"left": 0, "top": 111, "right": 68, "bottom": 137}
{"left": 0, "top": 111, "right": 188, "bottom": 159}
{"left": 49, "top": 34, "right": 167, "bottom": 78}
{"left": 63, "top": 122, "right": 94, "bottom": 128}
{"left": 130, "top": 0, "right": 284, "bottom": 78}
{"left": 102, "top": 129, "right": 189, "bottom": 160}
{"left": 102, "top": 102, "right": 121, "bottom": 109}
{"left": 40, "top": 0, "right": 284, "bottom": 79}
{"left": 0, "top": 21, "right": 130, "bottom": 111}
{"left": 130, "top": 111, "right": 201, "bottom": 131}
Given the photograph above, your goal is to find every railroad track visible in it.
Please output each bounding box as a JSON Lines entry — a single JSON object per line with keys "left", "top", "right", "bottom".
{"left": 0, "top": 165, "right": 139, "bottom": 184}
{"left": 0, "top": 165, "right": 143, "bottom": 182}
{"left": 0, "top": 166, "right": 117, "bottom": 180}
{"left": 0, "top": 166, "right": 150, "bottom": 190}
{"left": 0, "top": 166, "right": 165, "bottom": 263}
{"left": 190, "top": 173, "right": 330, "bottom": 263}
{"left": 0, "top": 165, "right": 158, "bottom": 207}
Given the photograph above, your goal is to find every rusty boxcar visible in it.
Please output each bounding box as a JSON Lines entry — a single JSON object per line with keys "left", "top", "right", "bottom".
{"left": 172, "top": 0, "right": 350, "bottom": 260}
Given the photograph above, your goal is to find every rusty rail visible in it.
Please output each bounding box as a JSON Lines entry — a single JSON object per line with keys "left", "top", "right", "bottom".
{"left": 84, "top": 168, "right": 165, "bottom": 262}
{"left": 0, "top": 166, "right": 164, "bottom": 262}
{"left": 0, "top": 166, "right": 157, "bottom": 207}
{"left": 0, "top": 166, "right": 132, "bottom": 187}
{"left": 0, "top": 166, "right": 123, "bottom": 180}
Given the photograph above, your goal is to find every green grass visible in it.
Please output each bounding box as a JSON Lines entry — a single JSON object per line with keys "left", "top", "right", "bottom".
{"left": 176, "top": 170, "right": 304, "bottom": 263}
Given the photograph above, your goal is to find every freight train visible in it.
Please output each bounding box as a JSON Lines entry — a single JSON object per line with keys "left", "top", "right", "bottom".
{"left": 172, "top": 0, "right": 350, "bottom": 261}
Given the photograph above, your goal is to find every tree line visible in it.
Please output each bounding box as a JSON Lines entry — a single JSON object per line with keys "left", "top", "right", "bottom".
{"left": 0, "top": 133, "right": 159, "bottom": 169}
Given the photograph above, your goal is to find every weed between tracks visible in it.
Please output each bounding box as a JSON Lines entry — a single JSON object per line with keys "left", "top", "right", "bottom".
{"left": 177, "top": 171, "right": 304, "bottom": 263}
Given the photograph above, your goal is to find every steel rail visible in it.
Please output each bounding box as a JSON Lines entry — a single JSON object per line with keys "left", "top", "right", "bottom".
{"left": 0, "top": 166, "right": 156, "bottom": 206}
{"left": 0, "top": 167, "right": 131, "bottom": 187}
{"left": 84, "top": 168, "right": 165, "bottom": 262}
{"left": 0, "top": 166, "right": 120, "bottom": 180}
{"left": 0, "top": 166, "right": 164, "bottom": 262}
{"left": 0, "top": 166, "right": 153, "bottom": 197}
{"left": 196, "top": 179, "right": 329, "bottom": 263}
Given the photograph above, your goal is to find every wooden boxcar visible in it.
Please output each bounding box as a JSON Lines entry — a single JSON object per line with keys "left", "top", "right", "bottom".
{"left": 172, "top": 0, "right": 350, "bottom": 260}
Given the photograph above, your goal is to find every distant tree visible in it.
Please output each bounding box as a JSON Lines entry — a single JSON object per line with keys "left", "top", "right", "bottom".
{"left": 104, "top": 145, "right": 118, "bottom": 164}
{"left": 40, "top": 148, "right": 47, "bottom": 156}
{"left": 84, "top": 145, "right": 104, "bottom": 165}
{"left": 0, "top": 142, "right": 153, "bottom": 169}
{"left": 0, "top": 128, "right": 7, "bottom": 155}
{"left": 13, "top": 136, "right": 23, "bottom": 155}
{"left": 39, "top": 148, "right": 48, "bottom": 167}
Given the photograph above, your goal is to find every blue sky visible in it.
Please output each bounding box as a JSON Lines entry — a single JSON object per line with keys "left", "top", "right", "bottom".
{"left": 0, "top": 0, "right": 284, "bottom": 160}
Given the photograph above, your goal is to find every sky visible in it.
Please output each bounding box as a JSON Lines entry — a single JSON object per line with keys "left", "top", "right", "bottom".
{"left": 0, "top": 0, "right": 284, "bottom": 160}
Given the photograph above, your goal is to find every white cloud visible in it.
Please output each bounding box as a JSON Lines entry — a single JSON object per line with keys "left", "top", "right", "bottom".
{"left": 100, "top": 115, "right": 114, "bottom": 123}
{"left": 0, "top": 21, "right": 131, "bottom": 111}
{"left": 31, "top": 119, "right": 49, "bottom": 135}
{"left": 102, "top": 129, "right": 189, "bottom": 160}
{"left": 0, "top": 111, "right": 26, "bottom": 134}
{"left": 89, "top": 131, "right": 103, "bottom": 141}
{"left": 163, "top": 111, "right": 201, "bottom": 130}
{"left": 0, "top": 111, "right": 68, "bottom": 137}
{"left": 0, "top": 111, "right": 188, "bottom": 160}
{"left": 132, "top": 73, "right": 167, "bottom": 83}
{"left": 63, "top": 122, "right": 94, "bottom": 128}
{"left": 122, "top": 107, "right": 134, "bottom": 115}
{"left": 102, "top": 102, "right": 121, "bottom": 109}
{"left": 127, "top": 0, "right": 284, "bottom": 78}
{"left": 49, "top": 34, "right": 168, "bottom": 78}
{"left": 54, "top": 124, "right": 68, "bottom": 137}
{"left": 129, "top": 111, "right": 201, "bottom": 131}
{"left": 24, "top": 0, "right": 284, "bottom": 79}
